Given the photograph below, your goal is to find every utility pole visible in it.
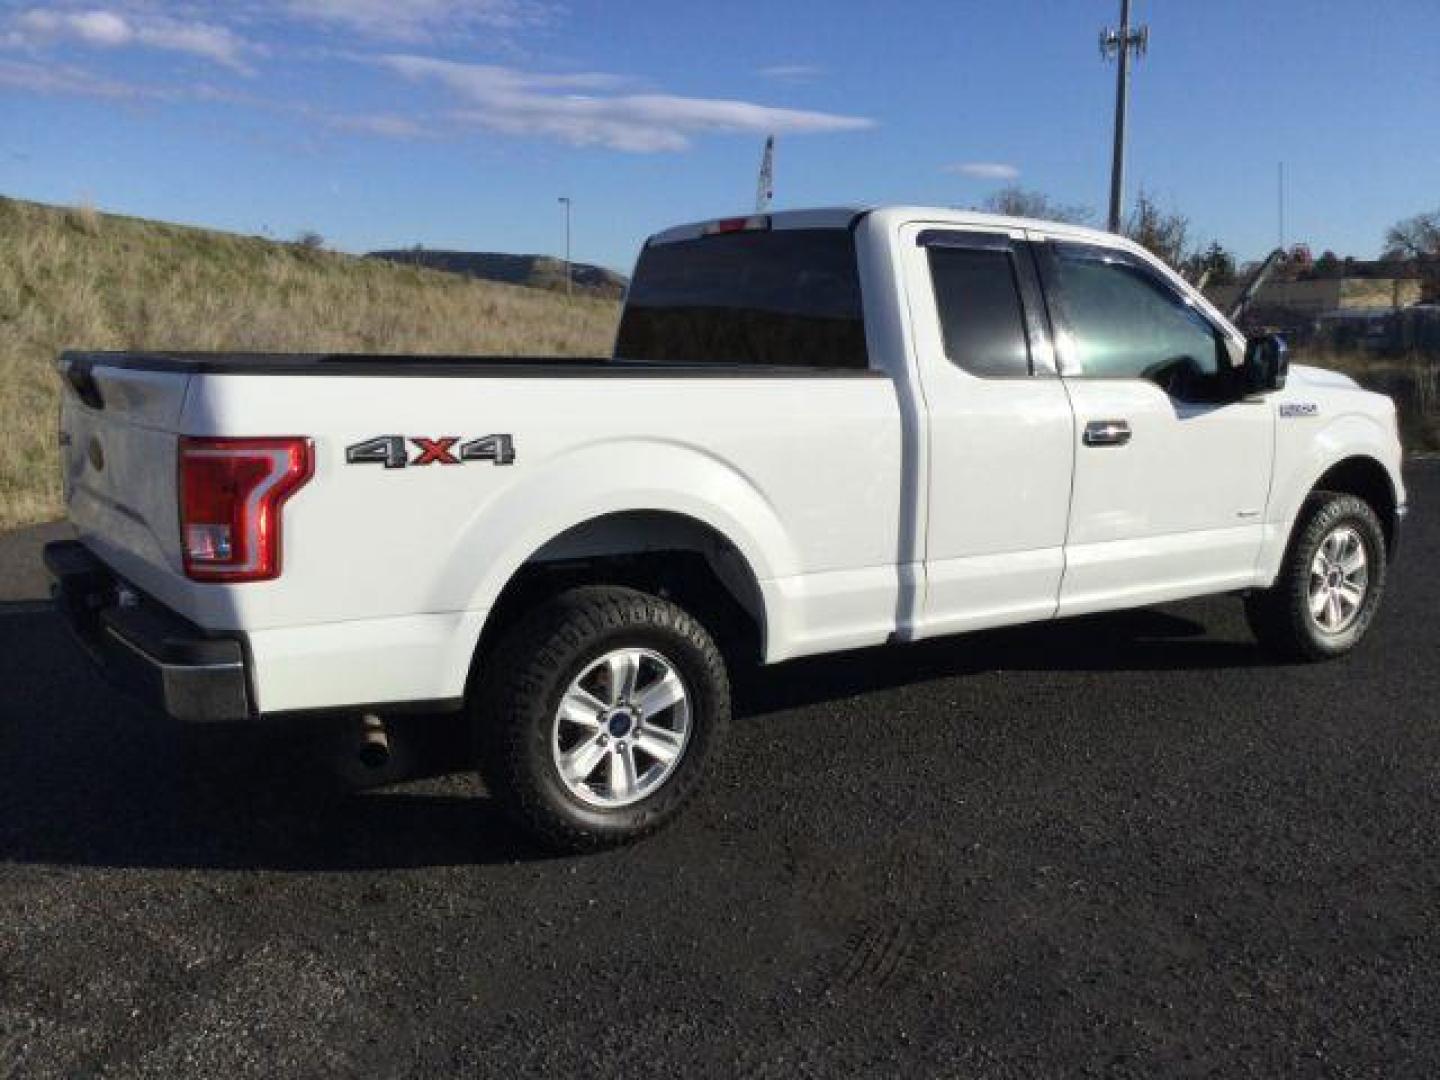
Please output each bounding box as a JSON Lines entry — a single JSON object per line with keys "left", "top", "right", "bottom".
{"left": 1277, "top": 161, "right": 1286, "bottom": 251}
{"left": 557, "top": 195, "right": 572, "bottom": 298}
{"left": 1100, "top": 0, "right": 1148, "bottom": 233}
{"left": 755, "top": 135, "right": 775, "bottom": 213}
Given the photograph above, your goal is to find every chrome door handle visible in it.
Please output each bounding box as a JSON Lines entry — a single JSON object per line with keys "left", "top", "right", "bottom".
{"left": 1083, "top": 419, "right": 1132, "bottom": 447}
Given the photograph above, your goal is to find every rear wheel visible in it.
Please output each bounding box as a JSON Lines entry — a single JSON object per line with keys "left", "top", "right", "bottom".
{"left": 476, "top": 586, "right": 729, "bottom": 852}
{"left": 1245, "top": 492, "right": 1388, "bottom": 662}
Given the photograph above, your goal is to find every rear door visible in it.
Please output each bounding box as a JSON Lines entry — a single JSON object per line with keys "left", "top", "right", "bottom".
{"left": 900, "top": 224, "right": 1076, "bottom": 637}
{"left": 1033, "top": 241, "right": 1275, "bottom": 615}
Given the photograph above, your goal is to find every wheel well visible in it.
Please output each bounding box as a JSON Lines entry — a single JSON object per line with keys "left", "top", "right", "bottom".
{"left": 474, "top": 512, "right": 766, "bottom": 677}
{"left": 1313, "top": 456, "right": 1398, "bottom": 551}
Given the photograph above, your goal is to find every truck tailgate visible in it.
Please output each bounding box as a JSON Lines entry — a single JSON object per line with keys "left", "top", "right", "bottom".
{"left": 58, "top": 354, "right": 189, "bottom": 599}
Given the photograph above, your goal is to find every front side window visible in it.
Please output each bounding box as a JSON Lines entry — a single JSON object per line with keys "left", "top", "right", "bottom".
{"left": 615, "top": 228, "right": 868, "bottom": 370}
{"left": 927, "top": 246, "right": 1032, "bottom": 377}
{"left": 1052, "top": 246, "right": 1227, "bottom": 399}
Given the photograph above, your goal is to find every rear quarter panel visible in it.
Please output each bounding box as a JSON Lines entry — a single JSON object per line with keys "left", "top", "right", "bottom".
{"left": 177, "top": 370, "right": 904, "bottom": 707}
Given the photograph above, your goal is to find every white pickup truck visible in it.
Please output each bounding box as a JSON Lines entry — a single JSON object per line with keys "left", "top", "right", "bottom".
{"left": 48, "top": 206, "right": 1407, "bottom": 850}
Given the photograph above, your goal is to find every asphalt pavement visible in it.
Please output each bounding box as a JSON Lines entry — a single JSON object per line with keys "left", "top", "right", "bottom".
{"left": 2, "top": 463, "right": 1437, "bottom": 1078}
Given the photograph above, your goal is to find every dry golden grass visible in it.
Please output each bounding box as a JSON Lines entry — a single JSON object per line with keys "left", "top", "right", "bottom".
{"left": 0, "top": 197, "right": 619, "bottom": 528}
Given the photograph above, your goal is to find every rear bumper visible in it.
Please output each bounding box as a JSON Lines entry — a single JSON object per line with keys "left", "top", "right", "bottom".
{"left": 45, "top": 540, "right": 252, "bottom": 723}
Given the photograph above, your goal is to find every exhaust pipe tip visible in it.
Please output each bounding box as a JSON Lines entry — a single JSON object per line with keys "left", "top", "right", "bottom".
{"left": 329, "top": 711, "right": 416, "bottom": 790}
{"left": 357, "top": 739, "right": 390, "bottom": 770}
{"left": 357, "top": 713, "right": 390, "bottom": 770}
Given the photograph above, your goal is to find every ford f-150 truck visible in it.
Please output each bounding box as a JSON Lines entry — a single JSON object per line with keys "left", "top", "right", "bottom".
{"left": 47, "top": 206, "right": 1407, "bottom": 851}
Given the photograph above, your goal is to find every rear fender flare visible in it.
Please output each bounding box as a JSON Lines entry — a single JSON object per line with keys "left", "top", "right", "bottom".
{"left": 440, "top": 438, "right": 797, "bottom": 650}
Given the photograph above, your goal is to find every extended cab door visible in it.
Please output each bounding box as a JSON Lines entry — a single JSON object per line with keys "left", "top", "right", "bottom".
{"left": 1033, "top": 240, "right": 1275, "bottom": 615}
{"left": 899, "top": 224, "right": 1076, "bottom": 636}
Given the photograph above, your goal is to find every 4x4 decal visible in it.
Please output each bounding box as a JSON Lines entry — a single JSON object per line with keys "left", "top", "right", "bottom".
{"left": 346, "top": 434, "right": 516, "bottom": 468}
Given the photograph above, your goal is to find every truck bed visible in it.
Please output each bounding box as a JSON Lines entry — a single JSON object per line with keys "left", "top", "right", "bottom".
{"left": 60, "top": 351, "right": 885, "bottom": 379}
{"left": 56, "top": 347, "right": 904, "bottom": 714}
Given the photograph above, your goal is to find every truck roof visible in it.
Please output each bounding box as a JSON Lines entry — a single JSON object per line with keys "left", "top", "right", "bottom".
{"left": 641, "top": 205, "right": 1239, "bottom": 345}
{"left": 647, "top": 205, "right": 1126, "bottom": 248}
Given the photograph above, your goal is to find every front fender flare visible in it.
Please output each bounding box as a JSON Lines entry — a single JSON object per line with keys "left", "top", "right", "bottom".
{"left": 1258, "top": 412, "right": 1402, "bottom": 581}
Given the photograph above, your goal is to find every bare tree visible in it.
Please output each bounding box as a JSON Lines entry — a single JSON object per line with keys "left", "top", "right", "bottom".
{"left": 1124, "top": 189, "right": 1190, "bottom": 271}
{"left": 1385, "top": 209, "right": 1440, "bottom": 301}
{"left": 1385, "top": 209, "right": 1440, "bottom": 260}
{"left": 981, "top": 185, "right": 1093, "bottom": 225}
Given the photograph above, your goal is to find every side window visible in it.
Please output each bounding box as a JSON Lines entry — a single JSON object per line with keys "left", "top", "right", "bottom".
{"left": 927, "top": 247, "right": 1032, "bottom": 377}
{"left": 1052, "top": 247, "right": 1226, "bottom": 398}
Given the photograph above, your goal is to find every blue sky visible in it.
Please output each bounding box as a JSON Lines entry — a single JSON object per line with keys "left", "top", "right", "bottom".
{"left": 2, "top": 0, "right": 1437, "bottom": 273}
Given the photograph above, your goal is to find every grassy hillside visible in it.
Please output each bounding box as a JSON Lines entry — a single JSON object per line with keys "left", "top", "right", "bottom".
{"left": 367, "top": 249, "right": 628, "bottom": 299}
{"left": 0, "top": 197, "right": 620, "bottom": 529}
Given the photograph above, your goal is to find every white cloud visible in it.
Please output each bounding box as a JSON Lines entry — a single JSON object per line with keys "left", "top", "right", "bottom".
{"left": 0, "top": 57, "right": 156, "bottom": 99}
{"left": 0, "top": 8, "right": 874, "bottom": 153}
{"left": 283, "top": 0, "right": 550, "bottom": 41}
{"left": 10, "top": 8, "right": 256, "bottom": 73}
{"left": 17, "top": 10, "right": 132, "bottom": 47}
{"left": 758, "top": 64, "right": 822, "bottom": 83}
{"left": 943, "top": 161, "right": 1021, "bottom": 181}
{"left": 140, "top": 20, "right": 254, "bottom": 71}
{"left": 381, "top": 54, "right": 874, "bottom": 153}
{"left": 0, "top": 55, "right": 423, "bottom": 140}
{"left": 328, "top": 112, "right": 430, "bottom": 138}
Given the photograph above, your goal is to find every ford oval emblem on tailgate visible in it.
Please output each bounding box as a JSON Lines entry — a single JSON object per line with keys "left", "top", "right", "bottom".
{"left": 87, "top": 436, "right": 105, "bottom": 472}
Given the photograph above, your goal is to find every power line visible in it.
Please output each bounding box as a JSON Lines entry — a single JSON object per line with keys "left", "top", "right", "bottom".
{"left": 1278, "top": 161, "right": 1286, "bottom": 251}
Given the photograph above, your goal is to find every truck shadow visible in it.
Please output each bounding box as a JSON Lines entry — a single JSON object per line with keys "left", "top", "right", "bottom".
{"left": 736, "top": 603, "right": 1265, "bottom": 717}
{"left": 0, "top": 601, "right": 1265, "bottom": 873}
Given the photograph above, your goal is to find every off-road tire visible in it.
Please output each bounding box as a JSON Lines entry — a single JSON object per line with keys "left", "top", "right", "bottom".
{"left": 476, "top": 586, "right": 730, "bottom": 853}
{"left": 1245, "top": 491, "right": 1388, "bottom": 662}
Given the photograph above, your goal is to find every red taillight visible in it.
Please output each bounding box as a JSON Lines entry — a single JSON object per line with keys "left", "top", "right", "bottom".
{"left": 178, "top": 437, "right": 313, "bottom": 582}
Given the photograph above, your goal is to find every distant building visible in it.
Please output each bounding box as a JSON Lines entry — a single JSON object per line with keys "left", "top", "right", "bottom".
{"left": 1204, "top": 276, "right": 1434, "bottom": 352}
{"left": 1206, "top": 277, "right": 1422, "bottom": 322}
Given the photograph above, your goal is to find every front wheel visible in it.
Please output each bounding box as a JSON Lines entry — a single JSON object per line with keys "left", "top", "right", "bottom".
{"left": 476, "top": 586, "right": 730, "bottom": 852}
{"left": 1245, "top": 491, "right": 1389, "bottom": 662}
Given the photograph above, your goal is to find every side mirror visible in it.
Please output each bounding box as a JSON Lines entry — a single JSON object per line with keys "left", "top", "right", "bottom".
{"left": 1243, "top": 333, "right": 1289, "bottom": 394}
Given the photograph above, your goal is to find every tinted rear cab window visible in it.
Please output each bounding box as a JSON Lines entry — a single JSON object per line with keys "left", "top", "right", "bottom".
{"left": 615, "top": 228, "right": 869, "bottom": 370}
{"left": 928, "top": 247, "right": 1033, "bottom": 377}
